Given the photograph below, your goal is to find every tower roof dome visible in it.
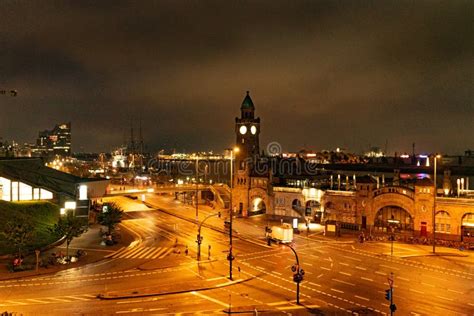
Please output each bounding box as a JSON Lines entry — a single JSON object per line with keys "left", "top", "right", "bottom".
{"left": 241, "top": 91, "right": 254, "bottom": 109}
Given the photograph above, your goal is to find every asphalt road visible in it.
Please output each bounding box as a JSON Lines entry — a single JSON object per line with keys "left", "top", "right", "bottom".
{"left": 0, "top": 194, "right": 472, "bottom": 315}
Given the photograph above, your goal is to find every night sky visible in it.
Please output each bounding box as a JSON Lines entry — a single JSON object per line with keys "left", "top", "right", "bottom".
{"left": 0, "top": 1, "right": 472, "bottom": 155}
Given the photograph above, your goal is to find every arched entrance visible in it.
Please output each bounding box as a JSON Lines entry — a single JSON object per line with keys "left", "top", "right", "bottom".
{"left": 461, "top": 213, "right": 474, "bottom": 241}
{"left": 374, "top": 206, "right": 413, "bottom": 232}
{"left": 306, "top": 200, "right": 322, "bottom": 222}
{"left": 250, "top": 197, "right": 266, "bottom": 215}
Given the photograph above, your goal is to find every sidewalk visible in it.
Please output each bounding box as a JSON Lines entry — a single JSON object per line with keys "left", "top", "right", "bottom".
{"left": 0, "top": 224, "right": 134, "bottom": 281}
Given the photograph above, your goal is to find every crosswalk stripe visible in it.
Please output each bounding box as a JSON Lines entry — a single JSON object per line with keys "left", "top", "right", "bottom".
{"left": 147, "top": 247, "right": 163, "bottom": 258}
{"left": 106, "top": 247, "right": 125, "bottom": 258}
{"left": 159, "top": 248, "right": 175, "bottom": 259}
{"left": 131, "top": 247, "right": 153, "bottom": 259}
{"left": 124, "top": 247, "right": 147, "bottom": 258}
{"left": 138, "top": 247, "right": 157, "bottom": 259}
{"left": 111, "top": 246, "right": 135, "bottom": 258}
{"left": 151, "top": 247, "right": 168, "bottom": 259}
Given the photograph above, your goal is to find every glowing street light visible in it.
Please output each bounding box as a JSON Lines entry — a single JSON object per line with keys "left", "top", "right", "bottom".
{"left": 432, "top": 154, "right": 441, "bottom": 254}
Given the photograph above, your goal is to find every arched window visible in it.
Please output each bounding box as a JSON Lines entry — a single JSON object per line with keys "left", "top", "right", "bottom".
{"left": 435, "top": 211, "right": 451, "bottom": 234}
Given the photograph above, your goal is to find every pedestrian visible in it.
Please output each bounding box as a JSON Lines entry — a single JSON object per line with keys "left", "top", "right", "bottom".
{"left": 208, "top": 244, "right": 211, "bottom": 259}
{"left": 185, "top": 245, "right": 189, "bottom": 256}
{"left": 238, "top": 266, "right": 241, "bottom": 277}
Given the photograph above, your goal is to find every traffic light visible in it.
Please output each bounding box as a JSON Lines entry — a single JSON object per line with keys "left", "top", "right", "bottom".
{"left": 385, "top": 289, "right": 392, "bottom": 301}
{"left": 390, "top": 304, "right": 397, "bottom": 312}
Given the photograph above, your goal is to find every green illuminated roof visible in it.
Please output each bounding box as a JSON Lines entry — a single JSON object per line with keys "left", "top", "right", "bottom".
{"left": 241, "top": 91, "right": 255, "bottom": 109}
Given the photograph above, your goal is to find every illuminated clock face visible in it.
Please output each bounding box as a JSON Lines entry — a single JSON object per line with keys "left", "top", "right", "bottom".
{"left": 239, "top": 125, "right": 247, "bottom": 135}
{"left": 251, "top": 125, "right": 257, "bottom": 135}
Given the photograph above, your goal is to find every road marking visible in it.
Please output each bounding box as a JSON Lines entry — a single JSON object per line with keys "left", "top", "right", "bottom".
{"left": 396, "top": 276, "right": 410, "bottom": 281}
{"left": 330, "top": 288, "right": 344, "bottom": 294}
{"left": 355, "top": 266, "right": 367, "bottom": 271}
{"left": 149, "top": 247, "right": 166, "bottom": 258}
{"left": 410, "top": 312, "right": 421, "bottom": 316}
{"left": 308, "top": 281, "right": 321, "bottom": 287}
{"left": 277, "top": 305, "right": 305, "bottom": 310}
{"left": 375, "top": 271, "right": 386, "bottom": 276}
{"left": 361, "top": 277, "right": 374, "bottom": 282}
{"left": 317, "top": 273, "right": 324, "bottom": 278}
{"left": 205, "top": 276, "right": 227, "bottom": 281}
{"left": 158, "top": 248, "right": 175, "bottom": 259}
{"left": 320, "top": 266, "right": 331, "bottom": 271}
{"left": 309, "top": 254, "right": 319, "bottom": 258}
{"left": 354, "top": 295, "right": 370, "bottom": 301}
{"left": 124, "top": 247, "right": 148, "bottom": 258}
{"left": 255, "top": 266, "right": 265, "bottom": 270}
{"left": 105, "top": 247, "right": 127, "bottom": 258}
{"left": 409, "top": 289, "right": 425, "bottom": 294}
{"left": 262, "top": 259, "right": 274, "bottom": 265}
{"left": 191, "top": 291, "right": 228, "bottom": 308}
{"left": 339, "top": 271, "right": 351, "bottom": 276}
{"left": 268, "top": 301, "right": 288, "bottom": 306}
{"left": 138, "top": 247, "right": 157, "bottom": 259}
{"left": 342, "top": 255, "right": 361, "bottom": 262}
{"left": 303, "top": 262, "right": 313, "bottom": 266}
{"left": 26, "top": 299, "right": 48, "bottom": 304}
{"left": 436, "top": 296, "right": 454, "bottom": 302}
{"left": 272, "top": 271, "right": 282, "bottom": 276}
{"left": 333, "top": 278, "right": 355, "bottom": 286}
{"left": 339, "top": 262, "right": 349, "bottom": 266}
{"left": 380, "top": 264, "right": 400, "bottom": 271}
{"left": 421, "top": 282, "right": 435, "bottom": 288}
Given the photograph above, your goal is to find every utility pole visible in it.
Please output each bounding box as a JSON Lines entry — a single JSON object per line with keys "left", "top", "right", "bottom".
{"left": 196, "top": 212, "right": 221, "bottom": 260}
{"left": 195, "top": 156, "right": 199, "bottom": 221}
{"left": 432, "top": 155, "right": 440, "bottom": 253}
{"left": 284, "top": 243, "right": 304, "bottom": 304}
{"left": 385, "top": 272, "right": 396, "bottom": 315}
{"left": 227, "top": 147, "right": 238, "bottom": 280}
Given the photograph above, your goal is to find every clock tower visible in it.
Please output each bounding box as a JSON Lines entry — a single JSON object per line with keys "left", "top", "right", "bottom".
{"left": 235, "top": 91, "right": 260, "bottom": 167}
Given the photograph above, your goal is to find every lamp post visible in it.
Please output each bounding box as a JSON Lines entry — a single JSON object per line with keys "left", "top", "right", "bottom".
{"left": 196, "top": 212, "right": 221, "bottom": 260}
{"left": 283, "top": 243, "right": 304, "bottom": 305}
{"left": 195, "top": 156, "right": 199, "bottom": 221}
{"left": 432, "top": 154, "right": 441, "bottom": 254}
{"left": 227, "top": 147, "right": 239, "bottom": 280}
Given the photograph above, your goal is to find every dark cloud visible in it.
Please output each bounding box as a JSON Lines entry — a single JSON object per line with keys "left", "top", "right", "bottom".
{"left": 0, "top": 1, "right": 472, "bottom": 154}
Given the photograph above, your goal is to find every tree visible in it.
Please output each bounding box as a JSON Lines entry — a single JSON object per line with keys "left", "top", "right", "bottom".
{"left": 50, "top": 212, "right": 87, "bottom": 260}
{"left": 2, "top": 216, "right": 35, "bottom": 263}
{"left": 97, "top": 202, "right": 124, "bottom": 235}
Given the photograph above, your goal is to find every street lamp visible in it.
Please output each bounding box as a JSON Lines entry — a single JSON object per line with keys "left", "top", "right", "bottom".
{"left": 196, "top": 212, "right": 221, "bottom": 260}
{"left": 195, "top": 156, "right": 199, "bottom": 221}
{"left": 227, "top": 147, "right": 239, "bottom": 280}
{"left": 432, "top": 154, "right": 441, "bottom": 254}
{"left": 283, "top": 243, "right": 304, "bottom": 305}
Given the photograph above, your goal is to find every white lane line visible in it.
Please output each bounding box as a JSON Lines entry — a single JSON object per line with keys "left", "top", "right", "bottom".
{"left": 26, "top": 299, "right": 48, "bottom": 304}
{"left": 375, "top": 271, "right": 386, "bottom": 276}
{"left": 255, "top": 266, "right": 265, "bottom": 270}
{"left": 309, "top": 254, "right": 319, "bottom": 259}
{"left": 320, "top": 266, "right": 331, "bottom": 271}
{"left": 447, "top": 289, "right": 463, "bottom": 295}
{"left": 308, "top": 281, "right": 321, "bottom": 287}
{"left": 332, "top": 278, "right": 355, "bottom": 286}
{"left": 409, "top": 288, "right": 425, "bottom": 294}
{"left": 339, "top": 271, "right": 351, "bottom": 276}
{"left": 361, "top": 276, "right": 374, "bottom": 282}
{"left": 191, "top": 291, "right": 228, "bottom": 308}
{"left": 205, "top": 276, "right": 227, "bottom": 282}
{"left": 330, "top": 288, "right": 344, "bottom": 294}
{"left": 355, "top": 266, "right": 367, "bottom": 271}
{"left": 421, "top": 282, "right": 435, "bottom": 288}
{"left": 267, "top": 301, "right": 288, "bottom": 306}
{"left": 303, "top": 262, "right": 313, "bottom": 266}
{"left": 107, "top": 247, "right": 126, "bottom": 258}
{"left": 342, "top": 255, "right": 361, "bottom": 262}
{"left": 380, "top": 264, "right": 400, "bottom": 271}
{"left": 272, "top": 271, "right": 282, "bottom": 276}
{"left": 436, "top": 296, "right": 454, "bottom": 302}
{"left": 468, "top": 303, "right": 474, "bottom": 307}
{"left": 339, "top": 262, "right": 349, "bottom": 266}
{"left": 277, "top": 305, "right": 305, "bottom": 310}
{"left": 354, "top": 295, "right": 370, "bottom": 301}
{"left": 396, "top": 276, "right": 410, "bottom": 281}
